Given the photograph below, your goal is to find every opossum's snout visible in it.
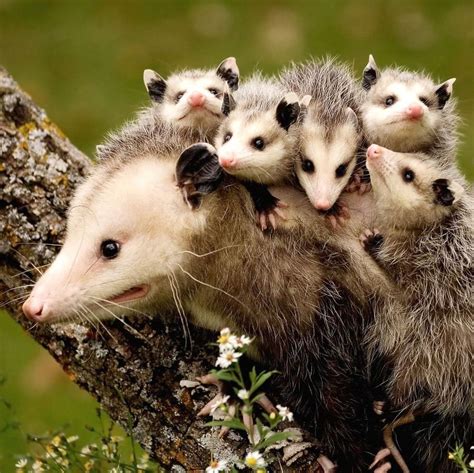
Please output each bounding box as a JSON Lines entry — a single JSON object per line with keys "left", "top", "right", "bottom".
{"left": 367, "top": 144, "right": 385, "bottom": 162}
{"left": 188, "top": 91, "right": 206, "bottom": 108}
{"left": 314, "top": 199, "right": 332, "bottom": 211}
{"left": 22, "top": 296, "right": 45, "bottom": 321}
{"left": 405, "top": 103, "right": 424, "bottom": 120}
{"left": 218, "top": 151, "right": 237, "bottom": 170}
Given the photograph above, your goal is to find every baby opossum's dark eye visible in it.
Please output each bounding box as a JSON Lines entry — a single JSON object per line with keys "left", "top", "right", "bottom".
{"left": 100, "top": 240, "right": 120, "bottom": 259}
{"left": 385, "top": 96, "right": 396, "bottom": 106}
{"left": 252, "top": 137, "right": 265, "bottom": 150}
{"left": 402, "top": 169, "right": 415, "bottom": 183}
{"left": 419, "top": 96, "right": 430, "bottom": 106}
{"left": 208, "top": 88, "right": 220, "bottom": 96}
{"left": 175, "top": 92, "right": 185, "bottom": 102}
{"left": 302, "top": 159, "right": 315, "bottom": 174}
{"left": 223, "top": 132, "right": 232, "bottom": 142}
{"left": 335, "top": 164, "right": 348, "bottom": 178}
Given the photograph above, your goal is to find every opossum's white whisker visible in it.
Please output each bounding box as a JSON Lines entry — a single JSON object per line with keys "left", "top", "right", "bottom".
{"left": 82, "top": 256, "right": 100, "bottom": 278}
{"left": 167, "top": 273, "right": 191, "bottom": 349}
{"left": 169, "top": 270, "right": 192, "bottom": 349}
{"left": 11, "top": 264, "right": 51, "bottom": 280}
{"left": 86, "top": 278, "right": 138, "bottom": 290}
{"left": 81, "top": 303, "right": 117, "bottom": 342}
{"left": 88, "top": 296, "right": 149, "bottom": 319}
{"left": 0, "top": 284, "right": 35, "bottom": 298}
{"left": 90, "top": 299, "right": 147, "bottom": 341}
{"left": 78, "top": 304, "right": 106, "bottom": 342}
{"left": 9, "top": 247, "right": 45, "bottom": 276}
{"left": 175, "top": 244, "right": 243, "bottom": 258}
{"left": 16, "top": 242, "right": 62, "bottom": 247}
{"left": 0, "top": 294, "right": 30, "bottom": 308}
{"left": 176, "top": 263, "right": 250, "bottom": 312}
{"left": 26, "top": 322, "right": 39, "bottom": 332}
{"left": 65, "top": 220, "right": 86, "bottom": 288}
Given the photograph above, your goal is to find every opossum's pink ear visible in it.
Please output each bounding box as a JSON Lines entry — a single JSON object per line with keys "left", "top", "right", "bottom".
{"left": 176, "top": 143, "right": 224, "bottom": 210}
{"left": 143, "top": 69, "right": 167, "bottom": 103}
{"left": 346, "top": 107, "right": 359, "bottom": 129}
{"left": 435, "top": 78, "right": 456, "bottom": 109}
{"left": 221, "top": 85, "right": 236, "bottom": 116}
{"left": 276, "top": 92, "right": 300, "bottom": 131}
{"left": 216, "top": 57, "right": 240, "bottom": 91}
{"left": 432, "top": 178, "right": 464, "bottom": 206}
{"left": 363, "top": 54, "right": 379, "bottom": 90}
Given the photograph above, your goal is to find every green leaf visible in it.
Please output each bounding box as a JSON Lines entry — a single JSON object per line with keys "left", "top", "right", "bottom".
{"left": 256, "top": 431, "right": 293, "bottom": 450}
{"left": 249, "top": 370, "right": 278, "bottom": 395}
{"left": 212, "top": 371, "right": 238, "bottom": 383}
{"left": 205, "top": 419, "right": 247, "bottom": 431}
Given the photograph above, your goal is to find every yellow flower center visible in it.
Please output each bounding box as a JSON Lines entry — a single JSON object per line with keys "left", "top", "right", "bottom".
{"left": 210, "top": 460, "right": 219, "bottom": 468}
{"left": 246, "top": 458, "right": 257, "bottom": 467}
{"left": 218, "top": 334, "right": 230, "bottom": 344}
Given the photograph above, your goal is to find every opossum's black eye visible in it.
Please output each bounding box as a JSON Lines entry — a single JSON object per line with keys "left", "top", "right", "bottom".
{"left": 385, "top": 96, "right": 396, "bottom": 106}
{"left": 208, "top": 88, "right": 219, "bottom": 96}
{"left": 335, "top": 164, "right": 348, "bottom": 178}
{"left": 419, "top": 96, "right": 430, "bottom": 106}
{"left": 175, "top": 92, "right": 185, "bottom": 102}
{"left": 302, "top": 159, "right": 315, "bottom": 173}
{"left": 252, "top": 137, "right": 265, "bottom": 150}
{"left": 223, "top": 132, "right": 232, "bottom": 142}
{"left": 101, "top": 240, "right": 120, "bottom": 259}
{"left": 402, "top": 168, "right": 415, "bottom": 183}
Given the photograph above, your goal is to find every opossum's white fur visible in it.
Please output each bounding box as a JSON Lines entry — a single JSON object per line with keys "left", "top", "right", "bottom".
{"left": 361, "top": 58, "right": 459, "bottom": 163}
{"left": 144, "top": 62, "right": 236, "bottom": 136}
{"left": 280, "top": 58, "right": 364, "bottom": 209}
{"left": 214, "top": 74, "right": 298, "bottom": 184}
{"left": 366, "top": 147, "right": 473, "bottom": 417}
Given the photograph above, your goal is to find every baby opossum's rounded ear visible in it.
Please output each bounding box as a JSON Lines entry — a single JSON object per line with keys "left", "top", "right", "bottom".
{"left": 221, "top": 87, "right": 236, "bottom": 116}
{"left": 362, "top": 54, "right": 379, "bottom": 90}
{"left": 346, "top": 107, "right": 359, "bottom": 129}
{"left": 432, "top": 178, "right": 464, "bottom": 207}
{"left": 300, "top": 95, "right": 312, "bottom": 108}
{"left": 176, "top": 143, "right": 224, "bottom": 210}
{"left": 143, "top": 69, "right": 167, "bottom": 103}
{"left": 435, "top": 78, "right": 456, "bottom": 109}
{"left": 216, "top": 57, "right": 240, "bottom": 92}
{"left": 95, "top": 144, "right": 108, "bottom": 160}
{"left": 276, "top": 92, "right": 300, "bottom": 131}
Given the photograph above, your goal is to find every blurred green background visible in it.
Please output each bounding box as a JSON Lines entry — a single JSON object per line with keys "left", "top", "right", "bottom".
{"left": 0, "top": 0, "right": 472, "bottom": 468}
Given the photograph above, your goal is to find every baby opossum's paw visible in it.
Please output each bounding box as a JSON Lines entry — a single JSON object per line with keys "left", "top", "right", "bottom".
{"left": 197, "top": 373, "right": 277, "bottom": 438}
{"left": 360, "top": 229, "right": 384, "bottom": 253}
{"left": 345, "top": 171, "right": 371, "bottom": 195}
{"left": 373, "top": 400, "right": 386, "bottom": 416}
{"left": 325, "top": 202, "right": 350, "bottom": 229}
{"left": 256, "top": 200, "right": 288, "bottom": 231}
{"left": 370, "top": 448, "right": 392, "bottom": 472}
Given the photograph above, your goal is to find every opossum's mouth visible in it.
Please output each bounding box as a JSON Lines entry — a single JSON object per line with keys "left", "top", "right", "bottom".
{"left": 108, "top": 284, "right": 150, "bottom": 304}
{"left": 178, "top": 107, "right": 222, "bottom": 121}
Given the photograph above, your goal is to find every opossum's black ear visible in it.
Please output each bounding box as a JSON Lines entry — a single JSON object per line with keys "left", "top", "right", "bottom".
{"left": 143, "top": 69, "right": 167, "bottom": 103}
{"left": 432, "top": 178, "right": 464, "bottom": 206}
{"left": 176, "top": 143, "right": 224, "bottom": 210}
{"left": 276, "top": 93, "right": 300, "bottom": 131}
{"left": 221, "top": 89, "right": 236, "bottom": 116}
{"left": 435, "top": 78, "right": 456, "bottom": 109}
{"left": 363, "top": 54, "right": 379, "bottom": 90}
{"left": 216, "top": 57, "right": 240, "bottom": 91}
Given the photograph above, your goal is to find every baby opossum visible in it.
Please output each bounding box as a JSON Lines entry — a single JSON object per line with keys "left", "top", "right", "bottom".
{"left": 361, "top": 55, "right": 458, "bottom": 165}
{"left": 22, "top": 114, "right": 388, "bottom": 472}
{"left": 362, "top": 144, "right": 473, "bottom": 473}
{"left": 280, "top": 58, "right": 366, "bottom": 217}
{"left": 214, "top": 74, "right": 301, "bottom": 229}
{"left": 143, "top": 57, "right": 239, "bottom": 136}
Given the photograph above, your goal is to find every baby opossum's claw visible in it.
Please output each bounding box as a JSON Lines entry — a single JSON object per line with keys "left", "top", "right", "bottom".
{"left": 196, "top": 373, "right": 226, "bottom": 417}
{"left": 317, "top": 454, "right": 337, "bottom": 473}
{"left": 256, "top": 201, "right": 288, "bottom": 232}
{"left": 360, "top": 229, "right": 384, "bottom": 253}
{"left": 326, "top": 202, "right": 350, "bottom": 229}
{"left": 256, "top": 393, "right": 277, "bottom": 414}
{"left": 373, "top": 400, "right": 386, "bottom": 416}
{"left": 370, "top": 448, "right": 392, "bottom": 469}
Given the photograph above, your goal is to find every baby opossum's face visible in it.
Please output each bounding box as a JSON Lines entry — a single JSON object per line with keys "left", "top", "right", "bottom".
{"left": 367, "top": 144, "right": 464, "bottom": 229}
{"left": 144, "top": 57, "right": 239, "bottom": 132}
{"left": 215, "top": 94, "right": 300, "bottom": 185}
{"left": 22, "top": 158, "right": 206, "bottom": 323}
{"left": 295, "top": 108, "right": 360, "bottom": 211}
{"left": 361, "top": 56, "right": 455, "bottom": 152}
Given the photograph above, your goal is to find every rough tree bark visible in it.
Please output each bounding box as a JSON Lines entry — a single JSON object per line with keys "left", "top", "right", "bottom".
{"left": 0, "top": 67, "right": 321, "bottom": 471}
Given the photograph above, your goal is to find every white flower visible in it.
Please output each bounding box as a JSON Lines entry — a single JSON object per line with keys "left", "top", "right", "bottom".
{"left": 210, "top": 395, "right": 230, "bottom": 413}
{"left": 216, "top": 349, "right": 242, "bottom": 368}
{"left": 238, "top": 389, "right": 250, "bottom": 400}
{"left": 206, "top": 458, "right": 227, "bottom": 472}
{"left": 276, "top": 404, "right": 294, "bottom": 422}
{"left": 245, "top": 451, "right": 266, "bottom": 469}
{"left": 66, "top": 435, "right": 79, "bottom": 443}
{"left": 15, "top": 459, "right": 28, "bottom": 468}
{"left": 31, "top": 460, "right": 45, "bottom": 472}
{"left": 231, "top": 334, "right": 252, "bottom": 348}
{"left": 469, "top": 460, "right": 474, "bottom": 468}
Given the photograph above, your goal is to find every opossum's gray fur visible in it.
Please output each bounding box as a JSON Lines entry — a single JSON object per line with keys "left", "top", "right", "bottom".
{"left": 363, "top": 67, "right": 459, "bottom": 165}
{"left": 367, "top": 162, "right": 473, "bottom": 472}
{"left": 279, "top": 57, "right": 363, "bottom": 137}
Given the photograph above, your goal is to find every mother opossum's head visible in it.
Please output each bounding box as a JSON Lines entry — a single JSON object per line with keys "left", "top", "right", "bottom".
{"left": 22, "top": 153, "right": 215, "bottom": 324}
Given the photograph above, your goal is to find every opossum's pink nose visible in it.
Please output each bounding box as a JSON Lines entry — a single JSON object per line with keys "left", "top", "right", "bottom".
{"left": 188, "top": 92, "right": 206, "bottom": 108}
{"left": 219, "top": 154, "right": 237, "bottom": 169}
{"left": 314, "top": 199, "right": 332, "bottom": 211}
{"left": 367, "top": 144, "right": 384, "bottom": 161}
{"left": 406, "top": 104, "right": 424, "bottom": 120}
{"left": 22, "top": 296, "right": 45, "bottom": 321}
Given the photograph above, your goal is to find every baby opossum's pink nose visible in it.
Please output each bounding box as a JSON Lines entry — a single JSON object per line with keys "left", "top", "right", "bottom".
{"left": 367, "top": 144, "right": 383, "bottom": 161}
{"left": 22, "top": 297, "right": 44, "bottom": 321}
{"left": 219, "top": 154, "right": 237, "bottom": 169}
{"left": 188, "top": 92, "right": 206, "bottom": 108}
{"left": 406, "top": 104, "right": 424, "bottom": 120}
{"left": 314, "top": 199, "right": 332, "bottom": 211}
